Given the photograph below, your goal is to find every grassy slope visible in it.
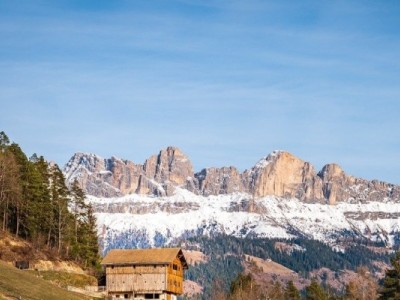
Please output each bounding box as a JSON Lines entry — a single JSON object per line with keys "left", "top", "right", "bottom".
{"left": 0, "top": 261, "right": 93, "bottom": 300}
{"left": 26, "top": 269, "right": 97, "bottom": 288}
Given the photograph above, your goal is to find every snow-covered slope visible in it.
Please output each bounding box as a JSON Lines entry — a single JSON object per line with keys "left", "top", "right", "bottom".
{"left": 88, "top": 188, "right": 400, "bottom": 254}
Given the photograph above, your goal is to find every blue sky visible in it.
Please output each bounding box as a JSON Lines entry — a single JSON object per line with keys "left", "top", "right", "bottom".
{"left": 1, "top": 0, "right": 400, "bottom": 183}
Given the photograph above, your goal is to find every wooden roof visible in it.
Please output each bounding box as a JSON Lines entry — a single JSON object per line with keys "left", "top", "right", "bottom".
{"left": 101, "top": 248, "right": 188, "bottom": 269}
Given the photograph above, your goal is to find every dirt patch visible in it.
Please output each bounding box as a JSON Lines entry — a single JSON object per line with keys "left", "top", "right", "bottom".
{"left": 32, "top": 260, "right": 85, "bottom": 274}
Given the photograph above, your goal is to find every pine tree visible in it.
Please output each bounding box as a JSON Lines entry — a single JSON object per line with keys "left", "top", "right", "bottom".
{"left": 75, "top": 203, "right": 101, "bottom": 269}
{"left": 0, "top": 131, "right": 101, "bottom": 272}
{"left": 26, "top": 155, "right": 52, "bottom": 247}
{"left": 0, "top": 131, "right": 10, "bottom": 148}
{"left": 84, "top": 204, "right": 101, "bottom": 269}
{"left": 70, "top": 179, "right": 87, "bottom": 243}
{"left": 8, "top": 143, "right": 30, "bottom": 237}
{"left": 0, "top": 146, "right": 22, "bottom": 232}
{"left": 284, "top": 280, "right": 301, "bottom": 300}
{"left": 379, "top": 252, "right": 400, "bottom": 300}
{"left": 305, "top": 279, "right": 328, "bottom": 300}
{"left": 49, "top": 164, "right": 71, "bottom": 253}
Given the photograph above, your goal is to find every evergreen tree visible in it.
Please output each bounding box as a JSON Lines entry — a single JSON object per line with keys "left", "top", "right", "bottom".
{"left": 26, "top": 156, "right": 52, "bottom": 246}
{"left": 0, "top": 131, "right": 10, "bottom": 148}
{"left": 49, "top": 164, "right": 71, "bottom": 253}
{"left": 0, "top": 147, "right": 22, "bottom": 232}
{"left": 305, "top": 279, "right": 329, "bottom": 300}
{"left": 70, "top": 179, "right": 87, "bottom": 243}
{"left": 284, "top": 281, "right": 301, "bottom": 300}
{"left": 79, "top": 204, "right": 101, "bottom": 269}
{"left": 379, "top": 252, "right": 400, "bottom": 300}
{"left": 0, "top": 131, "right": 101, "bottom": 273}
{"left": 8, "top": 143, "right": 30, "bottom": 237}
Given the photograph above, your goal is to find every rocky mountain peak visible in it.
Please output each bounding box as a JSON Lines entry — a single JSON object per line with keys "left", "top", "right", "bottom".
{"left": 195, "top": 166, "right": 243, "bottom": 196}
{"left": 63, "top": 152, "right": 105, "bottom": 182}
{"left": 318, "top": 163, "right": 345, "bottom": 181}
{"left": 141, "top": 146, "right": 194, "bottom": 196}
{"left": 252, "top": 150, "right": 285, "bottom": 169}
{"left": 63, "top": 148, "right": 400, "bottom": 204}
{"left": 244, "top": 151, "right": 323, "bottom": 201}
{"left": 64, "top": 147, "right": 195, "bottom": 197}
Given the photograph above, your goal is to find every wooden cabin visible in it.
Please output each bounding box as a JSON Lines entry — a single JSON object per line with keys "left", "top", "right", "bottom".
{"left": 101, "top": 248, "right": 188, "bottom": 300}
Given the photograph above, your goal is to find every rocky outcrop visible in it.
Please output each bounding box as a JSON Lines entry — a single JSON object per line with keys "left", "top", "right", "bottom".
{"left": 63, "top": 153, "right": 131, "bottom": 197}
{"left": 318, "top": 163, "right": 400, "bottom": 204}
{"left": 64, "top": 147, "right": 195, "bottom": 197}
{"left": 242, "top": 151, "right": 324, "bottom": 202}
{"left": 195, "top": 166, "right": 244, "bottom": 196}
{"left": 64, "top": 148, "right": 400, "bottom": 204}
{"left": 143, "top": 147, "right": 196, "bottom": 195}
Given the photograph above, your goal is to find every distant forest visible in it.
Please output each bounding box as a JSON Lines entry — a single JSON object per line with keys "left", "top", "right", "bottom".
{"left": 0, "top": 131, "right": 100, "bottom": 270}
{"left": 183, "top": 235, "right": 400, "bottom": 299}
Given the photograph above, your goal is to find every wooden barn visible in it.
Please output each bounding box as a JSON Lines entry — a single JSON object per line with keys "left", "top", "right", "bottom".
{"left": 101, "top": 248, "right": 188, "bottom": 300}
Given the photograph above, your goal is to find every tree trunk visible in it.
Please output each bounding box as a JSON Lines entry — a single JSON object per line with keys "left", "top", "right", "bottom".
{"left": 58, "top": 208, "right": 62, "bottom": 253}
{"left": 15, "top": 205, "right": 20, "bottom": 236}
{"left": 47, "top": 227, "right": 52, "bottom": 247}
{"left": 3, "top": 198, "right": 8, "bottom": 231}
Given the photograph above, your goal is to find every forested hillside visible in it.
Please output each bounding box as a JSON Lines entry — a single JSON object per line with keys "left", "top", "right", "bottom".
{"left": 182, "top": 235, "right": 397, "bottom": 299}
{"left": 0, "top": 131, "right": 100, "bottom": 271}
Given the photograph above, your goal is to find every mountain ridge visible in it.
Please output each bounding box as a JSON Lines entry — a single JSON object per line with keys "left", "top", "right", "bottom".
{"left": 63, "top": 146, "right": 400, "bottom": 204}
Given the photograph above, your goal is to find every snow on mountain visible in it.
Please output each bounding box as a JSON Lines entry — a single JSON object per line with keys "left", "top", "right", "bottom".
{"left": 88, "top": 188, "right": 400, "bottom": 254}
{"left": 63, "top": 148, "right": 400, "bottom": 255}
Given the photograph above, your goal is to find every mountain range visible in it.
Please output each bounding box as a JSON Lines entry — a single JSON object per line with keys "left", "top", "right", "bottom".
{"left": 64, "top": 147, "right": 400, "bottom": 203}
{"left": 63, "top": 147, "right": 400, "bottom": 253}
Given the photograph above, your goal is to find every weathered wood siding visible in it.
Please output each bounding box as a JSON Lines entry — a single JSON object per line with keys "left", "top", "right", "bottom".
{"left": 106, "top": 265, "right": 167, "bottom": 293}
{"left": 166, "top": 257, "right": 184, "bottom": 295}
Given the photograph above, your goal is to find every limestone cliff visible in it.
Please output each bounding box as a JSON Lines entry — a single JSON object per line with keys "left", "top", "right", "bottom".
{"left": 195, "top": 166, "right": 244, "bottom": 196}
{"left": 318, "top": 163, "right": 400, "bottom": 204}
{"left": 64, "top": 148, "right": 400, "bottom": 203}
{"left": 242, "top": 151, "right": 324, "bottom": 202}
{"left": 64, "top": 147, "right": 195, "bottom": 197}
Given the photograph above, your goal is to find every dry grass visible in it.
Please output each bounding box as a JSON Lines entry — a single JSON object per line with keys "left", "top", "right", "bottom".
{"left": 243, "top": 254, "right": 308, "bottom": 290}
{"left": 245, "top": 254, "right": 294, "bottom": 275}
{"left": 0, "top": 230, "right": 48, "bottom": 262}
{"left": 0, "top": 260, "right": 94, "bottom": 300}
{"left": 183, "top": 250, "right": 208, "bottom": 265}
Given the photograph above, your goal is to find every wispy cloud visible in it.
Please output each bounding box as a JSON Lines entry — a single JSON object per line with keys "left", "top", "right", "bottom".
{"left": 1, "top": 1, "right": 399, "bottom": 183}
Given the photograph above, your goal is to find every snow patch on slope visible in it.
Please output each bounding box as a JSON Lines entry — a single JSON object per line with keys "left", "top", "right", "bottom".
{"left": 87, "top": 188, "right": 400, "bottom": 254}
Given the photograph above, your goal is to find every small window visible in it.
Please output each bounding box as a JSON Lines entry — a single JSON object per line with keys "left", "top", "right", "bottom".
{"left": 173, "top": 264, "right": 178, "bottom": 270}
{"left": 111, "top": 265, "right": 114, "bottom": 269}
{"left": 144, "top": 294, "right": 160, "bottom": 299}
{"left": 124, "top": 294, "right": 129, "bottom": 299}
